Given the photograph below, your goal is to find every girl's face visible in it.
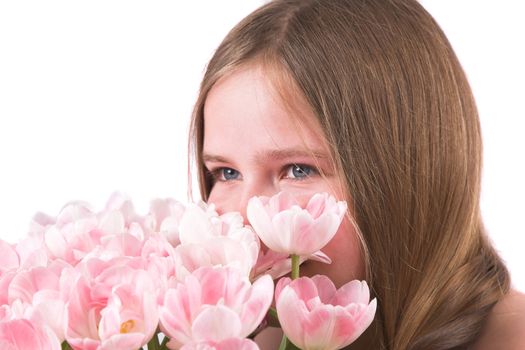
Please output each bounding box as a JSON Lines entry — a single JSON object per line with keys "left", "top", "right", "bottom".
{"left": 202, "top": 65, "right": 364, "bottom": 287}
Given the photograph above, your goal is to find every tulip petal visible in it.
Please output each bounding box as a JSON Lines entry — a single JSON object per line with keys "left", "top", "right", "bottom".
{"left": 311, "top": 275, "right": 337, "bottom": 304}
{"left": 0, "top": 319, "right": 61, "bottom": 350}
{"left": 276, "top": 286, "right": 310, "bottom": 349}
{"left": 247, "top": 198, "right": 279, "bottom": 251}
{"left": 179, "top": 205, "right": 215, "bottom": 245}
{"left": 192, "top": 305, "right": 241, "bottom": 342}
{"left": 305, "top": 193, "right": 327, "bottom": 219}
{"left": 334, "top": 298, "right": 377, "bottom": 346}
{"left": 332, "top": 280, "right": 371, "bottom": 306}
{"left": 303, "top": 306, "right": 337, "bottom": 350}
{"left": 247, "top": 191, "right": 347, "bottom": 256}
{"left": 181, "top": 338, "right": 260, "bottom": 350}
{"left": 239, "top": 274, "right": 273, "bottom": 336}
{"left": 276, "top": 277, "right": 376, "bottom": 350}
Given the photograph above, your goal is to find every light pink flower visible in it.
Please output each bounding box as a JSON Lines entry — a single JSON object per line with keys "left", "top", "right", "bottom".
{"left": 275, "top": 275, "right": 376, "bottom": 350}
{"left": 0, "top": 240, "right": 19, "bottom": 273}
{"left": 95, "top": 200, "right": 151, "bottom": 259}
{"left": 97, "top": 232, "right": 144, "bottom": 259}
{"left": 0, "top": 299, "right": 32, "bottom": 322}
{"left": 7, "top": 266, "right": 59, "bottom": 304}
{"left": 39, "top": 202, "right": 102, "bottom": 265}
{"left": 6, "top": 264, "right": 69, "bottom": 341}
{"left": 65, "top": 262, "right": 159, "bottom": 350}
{"left": 103, "top": 192, "right": 142, "bottom": 227}
{"left": 174, "top": 204, "right": 260, "bottom": 279}
{"left": 143, "top": 197, "right": 186, "bottom": 246}
{"left": 0, "top": 318, "right": 61, "bottom": 350}
{"left": 251, "top": 249, "right": 331, "bottom": 280}
{"left": 247, "top": 192, "right": 347, "bottom": 256}
{"left": 36, "top": 193, "right": 157, "bottom": 265}
{"left": 178, "top": 203, "right": 249, "bottom": 244}
{"left": 174, "top": 237, "right": 257, "bottom": 280}
{"left": 159, "top": 266, "right": 273, "bottom": 349}
{"left": 14, "top": 234, "right": 48, "bottom": 270}
{"left": 0, "top": 298, "right": 66, "bottom": 346}
{"left": 97, "top": 282, "right": 158, "bottom": 349}
{"left": 0, "top": 272, "right": 15, "bottom": 306}
{"left": 139, "top": 235, "right": 179, "bottom": 302}
{"left": 181, "top": 338, "right": 260, "bottom": 350}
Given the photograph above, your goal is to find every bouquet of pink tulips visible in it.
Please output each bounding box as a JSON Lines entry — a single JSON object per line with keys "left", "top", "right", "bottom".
{"left": 0, "top": 191, "right": 376, "bottom": 350}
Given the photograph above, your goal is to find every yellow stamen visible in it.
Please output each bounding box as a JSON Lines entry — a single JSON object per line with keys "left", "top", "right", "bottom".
{"left": 120, "top": 320, "right": 135, "bottom": 334}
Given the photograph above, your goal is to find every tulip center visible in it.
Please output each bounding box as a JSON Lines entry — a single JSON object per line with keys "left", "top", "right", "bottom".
{"left": 120, "top": 319, "right": 135, "bottom": 334}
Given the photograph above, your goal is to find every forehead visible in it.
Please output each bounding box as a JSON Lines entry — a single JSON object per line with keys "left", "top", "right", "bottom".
{"left": 203, "top": 65, "right": 328, "bottom": 157}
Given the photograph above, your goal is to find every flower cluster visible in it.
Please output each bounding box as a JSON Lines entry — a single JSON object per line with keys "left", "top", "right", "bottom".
{"left": 0, "top": 192, "right": 375, "bottom": 350}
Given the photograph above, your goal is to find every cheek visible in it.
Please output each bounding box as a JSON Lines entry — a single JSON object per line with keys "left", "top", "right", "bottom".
{"left": 207, "top": 185, "right": 246, "bottom": 216}
{"left": 329, "top": 216, "right": 364, "bottom": 270}
{"left": 300, "top": 215, "right": 365, "bottom": 287}
{"left": 207, "top": 187, "right": 230, "bottom": 214}
{"left": 335, "top": 216, "right": 362, "bottom": 256}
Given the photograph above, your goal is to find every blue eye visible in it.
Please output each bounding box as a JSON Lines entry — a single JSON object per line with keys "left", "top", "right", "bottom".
{"left": 221, "top": 168, "right": 240, "bottom": 180}
{"left": 215, "top": 168, "right": 240, "bottom": 181}
{"left": 207, "top": 167, "right": 240, "bottom": 182}
{"left": 286, "top": 164, "right": 315, "bottom": 179}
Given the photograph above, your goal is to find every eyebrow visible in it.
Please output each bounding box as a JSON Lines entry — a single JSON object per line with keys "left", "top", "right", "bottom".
{"left": 202, "top": 148, "right": 330, "bottom": 164}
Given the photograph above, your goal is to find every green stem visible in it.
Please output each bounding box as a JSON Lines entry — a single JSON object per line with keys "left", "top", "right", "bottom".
{"left": 291, "top": 254, "right": 300, "bottom": 280}
{"left": 268, "top": 307, "right": 279, "bottom": 324}
{"left": 61, "top": 342, "right": 73, "bottom": 350}
{"left": 159, "top": 335, "right": 169, "bottom": 349}
{"left": 278, "top": 334, "right": 288, "bottom": 350}
{"left": 277, "top": 254, "right": 302, "bottom": 349}
{"left": 147, "top": 333, "right": 160, "bottom": 350}
{"left": 277, "top": 335, "right": 301, "bottom": 350}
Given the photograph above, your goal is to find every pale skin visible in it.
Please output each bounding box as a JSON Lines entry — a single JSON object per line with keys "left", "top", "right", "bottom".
{"left": 201, "top": 64, "right": 525, "bottom": 349}
{"left": 203, "top": 65, "right": 365, "bottom": 288}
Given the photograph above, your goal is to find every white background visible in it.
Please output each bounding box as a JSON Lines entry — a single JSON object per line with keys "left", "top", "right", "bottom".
{"left": 0, "top": 1, "right": 523, "bottom": 291}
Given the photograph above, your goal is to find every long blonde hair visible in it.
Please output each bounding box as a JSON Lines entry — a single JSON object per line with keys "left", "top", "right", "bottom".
{"left": 189, "top": 0, "right": 510, "bottom": 348}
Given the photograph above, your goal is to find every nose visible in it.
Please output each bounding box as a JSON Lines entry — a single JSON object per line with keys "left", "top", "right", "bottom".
{"left": 235, "top": 179, "right": 278, "bottom": 255}
{"left": 238, "top": 179, "right": 279, "bottom": 225}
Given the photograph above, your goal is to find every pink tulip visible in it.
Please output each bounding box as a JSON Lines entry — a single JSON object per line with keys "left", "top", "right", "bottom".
{"left": 174, "top": 204, "right": 260, "bottom": 279}
{"left": 0, "top": 272, "right": 15, "bottom": 306}
{"left": 143, "top": 197, "right": 186, "bottom": 246}
{"left": 247, "top": 192, "right": 347, "bottom": 256}
{"left": 31, "top": 289, "right": 67, "bottom": 342}
{"left": 103, "top": 192, "right": 142, "bottom": 226}
{"left": 141, "top": 234, "right": 177, "bottom": 260}
{"left": 40, "top": 202, "right": 101, "bottom": 265}
{"left": 6, "top": 264, "right": 68, "bottom": 341}
{"left": 28, "top": 211, "right": 55, "bottom": 235}
{"left": 0, "top": 299, "right": 31, "bottom": 323}
{"left": 38, "top": 194, "right": 153, "bottom": 265}
{"left": 173, "top": 236, "right": 258, "bottom": 280}
{"left": 14, "top": 234, "right": 48, "bottom": 270}
{"left": 0, "top": 240, "right": 19, "bottom": 273}
{"left": 275, "top": 275, "right": 376, "bottom": 350}
{"left": 178, "top": 203, "right": 253, "bottom": 245}
{"left": 251, "top": 249, "right": 331, "bottom": 280}
{"left": 1, "top": 297, "right": 67, "bottom": 345}
{"left": 99, "top": 232, "right": 144, "bottom": 258}
{"left": 140, "top": 235, "right": 179, "bottom": 302}
{"left": 181, "top": 338, "right": 260, "bottom": 350}
{"left": 0, "top": 318, "right": 61, "bottom": 350}
{"left": 160, "top": 266, "right": 273, "bottom": 349}
{"left": 97, "top": 282, "right": 158, "bottom": 349}
{"left": 7, "top": 266, "right": 59, "bottom": 304}
{"left": 65, "top": 262, "right": 159, "bottom": 350}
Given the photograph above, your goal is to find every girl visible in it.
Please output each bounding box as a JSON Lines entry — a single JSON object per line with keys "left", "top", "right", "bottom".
{"left": 189, "top": 0, "right": 525, "bottom": 349}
